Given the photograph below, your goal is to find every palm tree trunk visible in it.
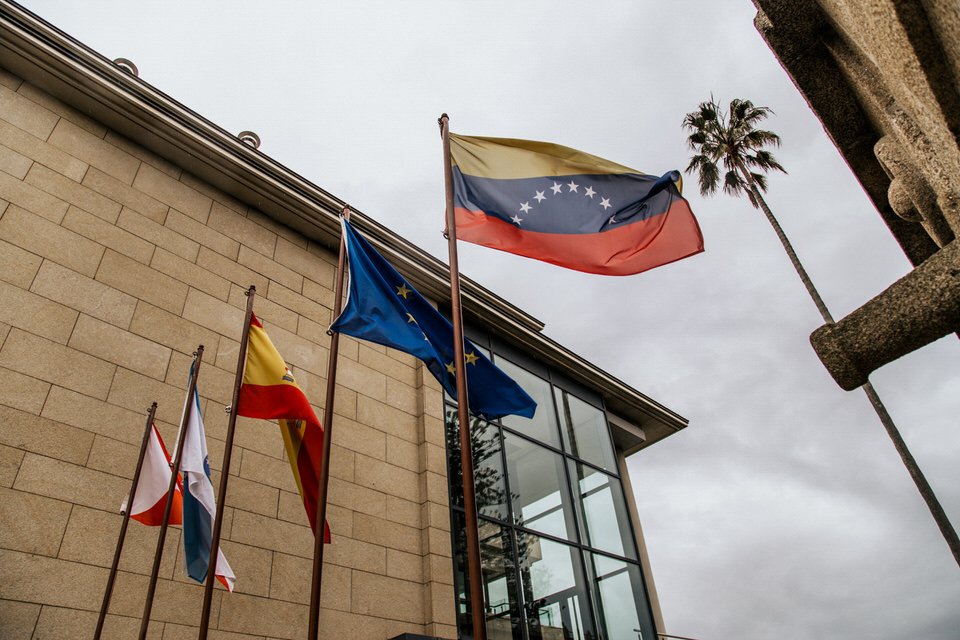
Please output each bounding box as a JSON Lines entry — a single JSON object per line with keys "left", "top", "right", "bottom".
{"left": 744, "top": 175, "right": 834, "bottom": 325}
{"left": 736, "top": 162, "right": 960, "bottom": 568}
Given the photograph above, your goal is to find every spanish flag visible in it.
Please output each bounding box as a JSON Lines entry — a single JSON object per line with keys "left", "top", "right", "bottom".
{"left": 237, "top": 314, "right": 330, "bottom": 542}
{"left": 450, "top": 134, "right": 704, "bottom": 275}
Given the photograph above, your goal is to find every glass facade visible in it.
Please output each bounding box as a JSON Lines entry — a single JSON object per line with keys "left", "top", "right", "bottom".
{"left": 446, "top": 344, "right": 657, "bottom": 640}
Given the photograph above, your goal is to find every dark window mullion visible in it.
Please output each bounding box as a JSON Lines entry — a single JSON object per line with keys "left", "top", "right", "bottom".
{"left": 610, "top": 449, "right": 644, "bottom": 568}
{"left": 582, "top": 550, "right": 608, "bottom": 640}
{"left": 557, "top": 413, "right": 584, "bottom": 551}
{"left": 582, "top": 550, "right": 610, "bottom": 640}
{"left": 558, "top": 389, "right": 579, "bottom": 459}
{"left": 451, "top": 507, "right": 646, "bottom": 571}
{"left": 545, "top": 367, "right": 567, "bottom": 455}
{"left": 595, "top": 563, "right": 631, "bottom": 583}
{"left": 490, "top": 421, "right": 529, "bottom": 640}
{"left": 496, "top": 423, "right": 515, "bottom": 528}
{"left": 499, "top": 422, "right": 622, "bottom": 479}
{"left": 506, "top": 520, "right": 531, "bottom": 640}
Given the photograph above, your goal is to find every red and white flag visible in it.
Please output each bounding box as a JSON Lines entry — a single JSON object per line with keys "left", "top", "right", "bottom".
{"left": 122, "top": 423, "right": 183, "bottom": 526}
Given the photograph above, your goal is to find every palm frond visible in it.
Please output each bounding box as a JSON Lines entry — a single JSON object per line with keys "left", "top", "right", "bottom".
{"left": 682, "top": 99, "right": 721, "bottom": 134}
{"left": 720, "top": 152, "right": 739, "bottom": 171}
{"left": 731, "top": 98, "right": 774, "bottom": 127}
{"left": 686, "top": 130, "right": 707, "bottom": 149}
{"left": 750, "top": 172, "right": 768, "bottom": 192}
{"left": 696, "top": 159, "right": 721, "bottom": 196}
{"left": 722, "top": 169, "right": 745, "bottom": 198}
{"left": 685, "top": 153, "right": 709, "bottom": 173}
{"left": 742, "top": 129, "right": 781, "bottom": 149}
{"left": 685, "top": 95, "right": 785, "bottom": 205}
{"left": 744, "top": 149, "right": 787, "bottom": 175}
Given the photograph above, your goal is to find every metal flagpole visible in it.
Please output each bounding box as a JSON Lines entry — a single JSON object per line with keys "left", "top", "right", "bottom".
{"left": 198, "top": 285, "right": 256, "bottom": 639}
{"left": 94, "top": 401, "right": 158, "bottom": 640}
{"left": 307, "top": 205, "right": 350, "bottom": 639}
{"left": 138, "top": 347, "right": 204, "bottom": 640}
{"left": 439, "top": 113, "right": 487, "bottom": 640}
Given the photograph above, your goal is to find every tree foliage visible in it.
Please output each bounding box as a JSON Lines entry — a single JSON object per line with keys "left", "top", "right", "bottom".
{"left": 681, "top": 97, "right": 786, "bottom": 206}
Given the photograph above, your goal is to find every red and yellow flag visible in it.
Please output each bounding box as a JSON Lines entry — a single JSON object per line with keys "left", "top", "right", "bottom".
{"left": 237, "top": 314, "right": 330, "bottom": 542}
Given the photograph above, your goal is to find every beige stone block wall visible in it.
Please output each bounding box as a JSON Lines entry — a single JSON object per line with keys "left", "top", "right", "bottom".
{"left": 0, "top": 67, "right": 456, "bottom": 639}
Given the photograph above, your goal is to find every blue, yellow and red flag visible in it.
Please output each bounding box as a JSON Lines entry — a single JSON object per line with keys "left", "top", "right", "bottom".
{"left": 237, "top": 315, "right": 330, "bottom": 542}
{"left": 449, "top": 134, "right": 704, "bottom": 276}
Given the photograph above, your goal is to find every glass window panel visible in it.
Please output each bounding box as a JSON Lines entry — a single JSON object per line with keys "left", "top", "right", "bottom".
{"left": 567, "top": 461, "right": 637, "bottom": 560}
{"left": 445, "top": 338, "right": 658, "bottom": 640}
{"left": 555, "top": 388, "right": 617, "bottom": 471}
{"left": 480, "top": 520, "right": 525, "bottom": 640}
{"left": 586, "top": 552, "right": 656, "bottom": 640}
{"left": 495, "top": 356, "right": 561, "bottom": 447}
{"left": 503, "top": 431, "right": 578, "bottom": 542}
{"left": 446, "top": 407, "right": 509, "bottom": 521}
{"left": 517, "top": 534, "right": 596, "bottom": 640}
{"left": 452, "top": 514, "right": 525, "bottom": 640}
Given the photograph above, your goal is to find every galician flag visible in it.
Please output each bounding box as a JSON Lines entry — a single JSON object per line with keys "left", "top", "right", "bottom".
{"left": 181, "top": 383, "right": 236, "bottom": 591}
{"left": 122, "top": 423, "right": 182, "bottom": 526}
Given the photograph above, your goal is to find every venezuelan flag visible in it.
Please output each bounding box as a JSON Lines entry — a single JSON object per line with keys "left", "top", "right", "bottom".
{"left": 450, "top": 134, "right": 704, "bottom": 276}
{"left": 237, "top": 315, "right": 330, "bottom": 542}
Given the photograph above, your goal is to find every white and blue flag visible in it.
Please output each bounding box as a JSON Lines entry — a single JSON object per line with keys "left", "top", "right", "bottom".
{"left": 181, "top": 383, "right": 236, "bottom": 592}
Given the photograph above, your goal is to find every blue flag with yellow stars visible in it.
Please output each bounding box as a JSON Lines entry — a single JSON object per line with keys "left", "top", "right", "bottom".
{"left": 331, "top": 218, "right": 536, "bottom": 420}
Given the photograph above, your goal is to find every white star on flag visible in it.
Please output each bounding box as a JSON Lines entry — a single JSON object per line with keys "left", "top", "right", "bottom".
{"left": 511, "top": 214, "right": 523, "bottom": 225}
{"left": 551, "top": 182, "right": 563, "bottom": 195}
{"left": 567, "top": 180, "right": 579, "bottom": 193}
{"left": 519, "top": 202, "right": 532, "bottom": 213}
{"left": 534, "top": 190, "right": 546, "bottom": 202}
{"left": 584, "top": 186, "right": 596, "bottom": 198}
{"left": 600, "top": 197, "right": 612, "bottom": 210}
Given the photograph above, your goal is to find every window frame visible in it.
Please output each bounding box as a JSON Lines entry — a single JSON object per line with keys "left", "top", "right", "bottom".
{"left": 445, "top": 327, "right": 658, "bottom": 640}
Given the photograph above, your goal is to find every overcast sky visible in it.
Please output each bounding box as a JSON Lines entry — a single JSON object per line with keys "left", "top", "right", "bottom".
{"left": 22, "top": 1, "right": 959, "bottom": 638}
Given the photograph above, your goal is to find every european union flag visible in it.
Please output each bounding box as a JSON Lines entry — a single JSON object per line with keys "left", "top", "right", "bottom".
{"left": 331, "top": 218, "right": 536, "bottom": 420}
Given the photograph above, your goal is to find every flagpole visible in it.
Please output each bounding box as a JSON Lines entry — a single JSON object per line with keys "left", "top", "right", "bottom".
{"left": 439, "top": 113, "right": 487, "bottom": 640}
{"left": 138, "top": 347, "right": 204, "bottom": 640}
{"left": 307, "top": 206, "right": 350, "bottom": 639}
{"left": 198, "top": 285, "right": 256, "bottom": 639}
{"left": 94, "top": 401, "right": 158, "bottom": 640}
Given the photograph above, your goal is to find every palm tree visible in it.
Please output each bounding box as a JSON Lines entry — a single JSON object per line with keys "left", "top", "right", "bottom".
{"left": 682, "top": 97, "right": 960, "bottom": 567}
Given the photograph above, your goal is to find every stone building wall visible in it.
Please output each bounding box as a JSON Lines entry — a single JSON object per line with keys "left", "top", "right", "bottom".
{"left": 0, "top": 64, "right": 457, "bottom": 640}
{"left": 752, "top": 0, "right": 960, "bottom": 388}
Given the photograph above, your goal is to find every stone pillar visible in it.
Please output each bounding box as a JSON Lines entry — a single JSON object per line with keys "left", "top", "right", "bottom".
{"left": 810, "top": 239, "right": 960, "bottom": 389}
